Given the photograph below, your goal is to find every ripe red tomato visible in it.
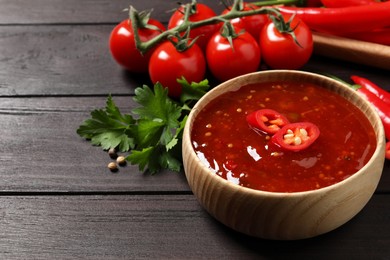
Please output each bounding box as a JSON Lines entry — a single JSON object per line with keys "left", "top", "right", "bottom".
{"left": 206, "top": 30, "right": 261, "bottom": 82}
{"left": 259, "top": 15, "right": 313, "bottom": 69}
{"left": 148, "top": 41, "right": 206, "bottom": 98}
{"left": 168, "top": 3, "right": 220, "bottom": 50}
{"left": 109, "top": 19, "right": 165, "bottom": 73}
{"left": 222, "top": 3, "right": 269, "bottom": 40}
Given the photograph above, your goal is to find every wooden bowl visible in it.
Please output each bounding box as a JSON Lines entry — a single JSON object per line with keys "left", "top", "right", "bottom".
{"left": 182, "top": 70, "right": 385, "bottom": 240}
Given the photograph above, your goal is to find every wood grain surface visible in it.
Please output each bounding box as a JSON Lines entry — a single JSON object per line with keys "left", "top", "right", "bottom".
{"left": 313, "top": 32, "right": 390, "bottom": 70}
{"left": 0, "top": 0, "right": 389, "bottom": 258}
{"left": 0, "top": 195, "right": 389, "bottom": 259}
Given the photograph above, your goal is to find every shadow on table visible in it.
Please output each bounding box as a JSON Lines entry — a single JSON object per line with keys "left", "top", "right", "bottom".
{"left": 205, "top": 200, "right": 389, "bottom": 259}
{"left": 121, "top": 70, "right": 153, "bottom": 93}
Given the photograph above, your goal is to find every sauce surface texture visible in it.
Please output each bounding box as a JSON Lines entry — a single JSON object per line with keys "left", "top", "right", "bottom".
{"left": 191, "top": 81, "right": 377, "bottom": 192}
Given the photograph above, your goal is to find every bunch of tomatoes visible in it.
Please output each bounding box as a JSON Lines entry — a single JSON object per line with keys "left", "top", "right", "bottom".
{"left": 109, "top": 2, "right": 313, "bottom": 98}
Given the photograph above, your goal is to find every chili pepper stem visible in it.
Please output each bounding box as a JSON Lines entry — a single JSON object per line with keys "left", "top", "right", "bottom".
{"left": 130, "top": 0, "right": 299, "bottom": 54}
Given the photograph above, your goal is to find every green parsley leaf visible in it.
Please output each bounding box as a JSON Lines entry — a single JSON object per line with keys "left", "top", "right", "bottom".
{"left": 76, "top": 95, "right": 135, "bottom": 152}
{"left": 132, "top": 83, "right": 182, "bottom": 129}
{"left": 127, "top": 145, "right": 179, "bottom": 174}
{"left": 166, "top": 115, "right": 187, "bottom": 151}
{"left": 178, "top": 77, "right": 210, "bottom": 105}
{"left": 159, "top": 149, "right": 182, "bottom": 172}
{"left": 90, "top": 130, "right": 133, "bottom": 152}
{"left": 127, "top": 146, "right": 159, "bottom": 173}
{"left": 77, "top": 78, "right": 209, "bottom": 174}
{"left": 127, "top": 83, "right": 185, "bottom": 172}
{"left": 129, "top": 119, "right": 165, "bottom": 149}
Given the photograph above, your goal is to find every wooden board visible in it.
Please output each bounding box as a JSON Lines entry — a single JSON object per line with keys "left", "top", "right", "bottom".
{"left": 313, "top": 32, "right": 390, "bottom": 70}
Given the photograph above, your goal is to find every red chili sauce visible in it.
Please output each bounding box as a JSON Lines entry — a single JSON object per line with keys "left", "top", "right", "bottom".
{"left": 191, "top": 81, "right": 377, "bottom": 192}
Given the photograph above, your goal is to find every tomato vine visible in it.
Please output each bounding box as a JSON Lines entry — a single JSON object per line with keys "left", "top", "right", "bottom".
{"left": 129, "top": 0, "right": 300, "bottom": 54}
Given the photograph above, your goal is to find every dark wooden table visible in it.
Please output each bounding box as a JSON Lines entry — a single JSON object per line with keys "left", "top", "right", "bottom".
{"left": 1, "top": 0, "right": 389, "bottom": 259}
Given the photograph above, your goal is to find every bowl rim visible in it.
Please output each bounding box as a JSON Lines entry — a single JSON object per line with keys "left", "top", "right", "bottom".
{"left": 184, "top": 70, "right": 385, "bottom": 198}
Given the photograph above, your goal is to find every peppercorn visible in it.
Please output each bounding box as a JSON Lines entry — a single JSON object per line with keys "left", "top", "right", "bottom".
{"left": 108, "top": 162, "right": 118, "bottom": 172}
{"left": 116, "top": 156, "right": 126, "bottom": 166}
{"left": 108, "top": 148, "right": 118, "bottom": 159}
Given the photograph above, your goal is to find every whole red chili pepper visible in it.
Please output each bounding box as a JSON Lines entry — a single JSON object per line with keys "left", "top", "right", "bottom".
{"left": 356, "top": 88, "right": 390, "bottom": 141}
{"left": 386, "top": 141, "right": 390, "bottom": 160}
{"left": 320, "top": 0, "right": 380, "bottom": 8}
{"left": 351, "top": 75, "right": 390, "bottom": 106}
{"left": 331, "top": 75, "right": 390, "bottom": 140}
{"left": 277, "top": 2, "right": 390, "bottom": 34}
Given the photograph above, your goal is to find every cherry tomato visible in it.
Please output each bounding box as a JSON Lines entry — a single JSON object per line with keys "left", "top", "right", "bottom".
{"left": 259, "top": 15, "right": 313, "bottom": 69}
{"left": 271, "top": 122, "right": 320, "bottom": 152}
{"left": 206, "top": 29, "right": 261, "bottom": 82}
{"left": 148, "top": 41, "right": 206, "bottom": 98}
{"left": 246, "top": 109, "right": 290, "bottom": 135}
{"left": 168, "top": 3, "right": 220, "bottom": 50}
{"left": 221, "top": 3, "right": 269, "bottom": 40}
{"left": 109, "top": 19, "right": 165, "bottom": 73}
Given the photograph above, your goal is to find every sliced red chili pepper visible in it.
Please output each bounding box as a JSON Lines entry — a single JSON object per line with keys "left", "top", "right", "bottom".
{"left": 386, "top": 141, "right": 390, "bottom": 160}
{"left": 246, "top": 109, "right": 290, "bottom": 134}
{"left": 350, "top": 75, "right": 390, "bottom": 106}
{"left": 271, "top": 122, "right": 320, "bottom": 152}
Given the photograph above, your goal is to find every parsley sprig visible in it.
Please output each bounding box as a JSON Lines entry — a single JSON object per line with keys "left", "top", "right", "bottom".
{"left": 77, "top": 79, "right": 210, "bottom": 173}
